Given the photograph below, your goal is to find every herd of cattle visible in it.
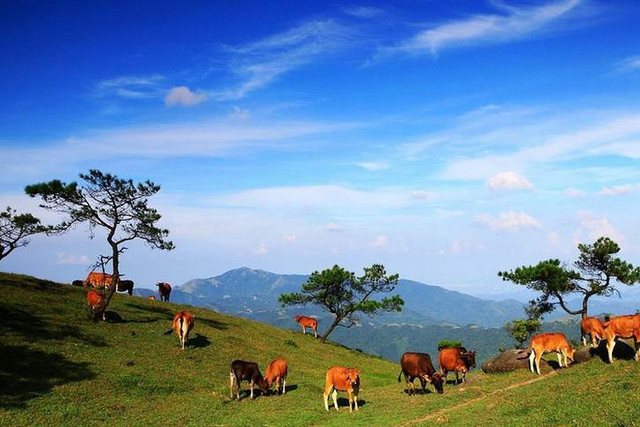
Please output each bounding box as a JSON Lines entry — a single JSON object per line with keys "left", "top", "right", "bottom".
{"left": 78, "top": 271, "right": 640, "bottom": 411}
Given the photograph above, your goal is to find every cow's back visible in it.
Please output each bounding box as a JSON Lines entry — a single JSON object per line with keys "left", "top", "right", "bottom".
{"left": 326, "top": 366, "right": 357, "bottom": 391}
{"left": 438, "top": 348, "right": 462, "bottom": 371}
{"left": 607, "top": 314, "right": 640, "bottom": 337}
{"left": 266, "top": 357, "right": 288, "bottom": 379}
{"left": 532, "top": 332, "right": 570, "bottom": 351}
{"left": 401, "top": 352, "right": 436, "bottom": 377}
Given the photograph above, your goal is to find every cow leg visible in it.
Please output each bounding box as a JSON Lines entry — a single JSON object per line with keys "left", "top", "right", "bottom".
{"left": 405, "top": 375, "right": 413, "bottom": 396}
{"left": 314, "top": 327, "right": 317, "bottom": 338}
{"left": 282, "top": 378, "right": 286, "bottom": 394}
{"left": 332, "top": 389, "right": 339, "bottom": 411}
{"left": 607, "top": 338, "right": 616, "bottom": 364}
{"left": 535, "top": 352, "right": 542, "bottom": 375}
{"left": 348, "top": 390, "right": 353, "bottom": 412}
{"left": 323, "top": 386, "right": 331, "bottom": 411}
{"left": 556, "top": 351, "right": 563, "bottom": 367}
{"left": 419, "top": 376, "right": 427, "bottom": 394}
{"left": 250, "top": 379, "right": 255, "bottom": 399}
{"left": 301, "top": 325, "right": 306, "bottom": 334}
{"left": 581, "top": 334, "right": 587, "bottom": 347}
{"left": 354, "top": 392, "right": 359, "bottom": 411}
{"left": 229, "top": 372, "right": 234, "bottom": 398}
{"left": 455, "top": 371, "right": 459, "bottom": 385}
{"left": 528, "top": 350, "right": 535, "bottom": 374}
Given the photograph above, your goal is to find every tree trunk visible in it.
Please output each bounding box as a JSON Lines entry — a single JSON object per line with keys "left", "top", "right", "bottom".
{"left": 98, "top": 242, "right": 119, "bottom": 319}
{"left": 321, "top": 316, "right": 344, "bottom": 343}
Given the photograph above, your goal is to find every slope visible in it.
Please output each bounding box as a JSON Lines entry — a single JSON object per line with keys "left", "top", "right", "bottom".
{"left": 2, "top": 272, "right": 640, "bottom": 425}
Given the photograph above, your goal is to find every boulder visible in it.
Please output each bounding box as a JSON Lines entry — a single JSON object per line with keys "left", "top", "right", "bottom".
{"left": 481, "top": 349, "right": 552, "bottom": 374}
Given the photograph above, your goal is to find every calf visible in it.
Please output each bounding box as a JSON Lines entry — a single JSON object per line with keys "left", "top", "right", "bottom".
{"left": 84, "top": 272, "right": 113, "bottom": 289}
{"left": 603, "top": 314, "right": 640, "bottom": 363}
{"left": 264, "top": 357, "right": 288, "bottom": 395}
{"left": 581, "top": 316, "right": 606, "bottom": 347}
{"left": 86, "top": 289, "right": 106, "bottom": 322}
{"left": 294, "top": 315, "right": 318, "bottom": 338}
{"left": 438, "top": 347, "right": 476, "bottom": 385}
{"left": 398, "top": 352, "right": 444, "bottom": 395}
{"left": 525, "top": 332, "right": 574, "bottom": 375}
{"left": 147, "top": 296, "right": 156, "bottom": 301}
{"left": 229, "top": 360, "right": 267, "bottom": 400}
{"left": 171, "top": 311, "right": 195, "bottom": 350}
{"left": 323, "top": 366, "right": 360, "bottom": 412}
{"left": 156, "top": 282, "right": 172, "bottom": 302}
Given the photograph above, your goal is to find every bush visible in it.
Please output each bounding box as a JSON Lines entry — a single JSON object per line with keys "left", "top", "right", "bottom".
{"left": 438, "top": 340, "right": 463, "bottom": 350}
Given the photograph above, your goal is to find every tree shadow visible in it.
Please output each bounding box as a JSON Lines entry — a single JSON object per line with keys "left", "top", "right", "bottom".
{"left": 123, "top": 302, "right": 227, "bottom": 330}
{"left": 0, "top": 303, "right": 107, "bottom": 347}
{"left": 196, "top": 317, "right": 228, "bottom": 330}
{"left": 189, "top": 333, "right": 211, "bottom": 349}
{"left": 0, "top": 345, "right": 95, "bottom": 408}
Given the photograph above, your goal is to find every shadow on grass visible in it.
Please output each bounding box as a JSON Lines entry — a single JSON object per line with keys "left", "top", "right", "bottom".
{"left": 591, "top": 339, "right": 637, "bottom": 363}
{"left": 189, "top": 333, "right": 211, "bottom": 349}
{"left": 336, "top": 397, "right": 367, "bottom": 408}
{"left": 264, "top": 384, "right": 298, "bottom": 396}
{"left": 0, "top": 345, "right": 95, "bottom": 408}
{"left": 0, "top": 303, "right": 107, "bottom": 347}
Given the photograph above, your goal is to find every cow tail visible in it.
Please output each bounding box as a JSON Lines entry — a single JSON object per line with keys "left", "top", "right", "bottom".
{"left": 397, "top": 370, "right": 403, "bottom": 382}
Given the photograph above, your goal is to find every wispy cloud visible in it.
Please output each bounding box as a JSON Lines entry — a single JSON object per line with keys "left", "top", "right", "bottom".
{"left": 387, "top": 0, "right": 585, "bottom": 56}
{"left": 356, "top": 161, "right": 389, "bottom": 171}
{"left": 95, "top": 75, "right": 166, "bottom": 99}
{"left": 341, "top": 6, "right": 382, "bottom": 19}
{"left": 598, "top": 184, "right": 639, "bottom": 196}
{"left": 213, "top": 19, "right": 356, "bottom": 100}
{"left": 615, "top": 55, "right": 640, "bottom": 73}
{"left": 164, "top": 86, "right": 208, "bottom": 107}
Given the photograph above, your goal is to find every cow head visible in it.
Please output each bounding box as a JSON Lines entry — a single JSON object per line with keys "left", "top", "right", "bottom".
{"left": 462, "top": 350, "right": 477, "bottom": 369}
{"left": 346, "top": 369, "right": 361, "bottom": 391}
{"left": 566, "top": 346, "right": 576, "bottom": 363}
{"left": 258, "top": 377, "right": 269, "bottom": 395}
{"left": 424, "top": 373, "right": 444, "bottom": 394}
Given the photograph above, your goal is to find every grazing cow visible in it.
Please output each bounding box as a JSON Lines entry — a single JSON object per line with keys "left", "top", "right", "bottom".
{"left": 72, "top": 279, "right": 84, "bottom": 287}
{"left": 438, "top": 347, "right": 476, "bottom": 385}
{"left": 294, "top": 315, "right": 318, "bottom": 338}
{"left": 86, "top": 289, "right": 106, "bottom": 321}
{"left": 84, "top": 272, "right": 114, "bottom": 289}
{"left": 398, "top": 352, "right": 444, "bottom": 395}
{"left": 229, "top": 360, "right": 268, "bottom": 400}
{"left": 523, "top": 332, "right": 575, "bottom": 375}
{"left": 264, "top": 357, "right": 288, "bottom": 395}
{"left": 147, "top": 296, "right": 156, "bottom": 301}
{"left": 117, "top": 279, "right": 134, "bottom": 296}
{"left": 323, "top": 366, "right": 361, "bottom": 412}
{"left": 168, "top": 310, "right": 195, "bottom": 350}
{"left": 581, "top": 316, "right": 606, "bottom": 347}
{"left": 156, "top": 282, "right": 172, "bottom": 302}
{"left": 603, "top": 314, "right": 640, "bottom": 364}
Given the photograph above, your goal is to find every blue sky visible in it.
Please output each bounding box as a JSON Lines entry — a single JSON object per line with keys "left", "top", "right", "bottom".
{"left": 2, "top": 0, "right": 640, "bottom": 299}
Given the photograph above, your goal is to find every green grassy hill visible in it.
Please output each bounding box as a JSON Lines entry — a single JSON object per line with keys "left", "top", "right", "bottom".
{"left": 2, "top": 272, "right": 640, "bottom": 425}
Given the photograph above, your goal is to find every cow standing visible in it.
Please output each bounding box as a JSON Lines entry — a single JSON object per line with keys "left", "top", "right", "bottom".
{"left": 438, "top": 347, "right": 476, "bottom": 385}
{"left": 524, "top": 332, "right": 575, "bottom": 375}
{"left": 84, "top": 272, "right": 113, "bottom": 289}
{"left": 117, "top": 279, "right": 134, "bottom": 296}
{"left": 294, "top": 315, "right": 317, "bottom": 338}
{"left": 323, "top": 366, "right": 360, "bottom": 412}
{"left": 229, "top": 360, "right": 268, "bottom": 400}
{"left": 603, "top": 314, "right": 640, "bottom": 363}
{"left": 264, "top": 357, "right": 288, "bottom": 395}
{"left": 156, "top": 282, "right": 172, "bottom": 302}
{"left": 398, "top": 352, "right": 444, "bottom": 395}
{"left": 86, "top": 289, "right": 106, "bottom": 322}
{"left": 170, "top": 311, "right": 195, "bottom": 350}
{"left": 581, "top": 316, "right": 606, "bottom": 347}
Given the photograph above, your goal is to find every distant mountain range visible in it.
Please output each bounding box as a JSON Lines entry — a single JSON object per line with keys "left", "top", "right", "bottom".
{"left": 133, "top": 267, "right": 639, "bottom": 363}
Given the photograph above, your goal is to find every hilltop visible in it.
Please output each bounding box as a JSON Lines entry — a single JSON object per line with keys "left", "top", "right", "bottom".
{"left": 2, "top": 272, "right": 640, "bottom": 425}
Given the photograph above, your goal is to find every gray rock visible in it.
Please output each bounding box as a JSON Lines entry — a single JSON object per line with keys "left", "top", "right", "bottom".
{"left": 481, "top": 349, "right": 553, "bottom": 374}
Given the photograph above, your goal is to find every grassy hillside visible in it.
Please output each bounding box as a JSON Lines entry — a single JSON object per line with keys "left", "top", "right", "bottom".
{"left": 2, "top": 272, "right": 640, "bottom": 425}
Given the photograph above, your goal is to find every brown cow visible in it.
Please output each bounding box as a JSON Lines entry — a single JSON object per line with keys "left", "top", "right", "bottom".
{"left": 438, "top": 347, "right": 476, "bottom": 385}
{"left": 170, "top": 311, "right": 195, "bottom": 350}
{"left": 84, "top": 272, "right": 113, "bottom": 289}
{"left": 581, "top": 316, "right": 606, "bottom": 347}
{"left": 264, "top": 357, "right": 288, "bottom": 395}
{"left": 398, "top": 352, "right": 444, "bottom": 395}
{"left": 524, "top": 332, "right": 574, "bottom": 375}
{"left": 147, "top": 295, "right": 156, "bottom": 301}
{"left": 156, "top": 282, "right": 172, "bottom": 302}
{"left": 603, "top": 314, "right": 640, "bottom": 363}
{"left": 86, "top": 289, "right": 106, "bottom": 321}
{"left": 323, "top": 366, "right": 360, "bottom": 412}
{"left": 229, "top": 360, "right": 268, "bottom": 400}
{"left": 294, "top": 315, "right": 317, "bottom": 338}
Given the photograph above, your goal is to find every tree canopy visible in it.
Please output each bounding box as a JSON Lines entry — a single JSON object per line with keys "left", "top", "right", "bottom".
{"left": 25, "top": 170, "right": 174, "bottom": 319}
{"left": 499, "top": 237, "right": 640, "bottom": 319}
{"left": 0, "top": 206, "right": 48, "bottom": 262}
{"left": 279, "top": 264, "right": 404, "bottom": 342}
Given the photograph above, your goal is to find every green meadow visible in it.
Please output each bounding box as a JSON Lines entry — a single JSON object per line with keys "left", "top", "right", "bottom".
{"left": 2, "top": 272, "right": 640, "bottom": 425}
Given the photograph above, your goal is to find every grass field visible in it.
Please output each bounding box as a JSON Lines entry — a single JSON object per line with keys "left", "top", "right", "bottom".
{"left": 2, "top": 272, "right": 640, "bottom": 425}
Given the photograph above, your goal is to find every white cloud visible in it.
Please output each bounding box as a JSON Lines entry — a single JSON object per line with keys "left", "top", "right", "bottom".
{"left": 370, "top": 235, "right": 389, "bottom": 247}
{"left": 616, "top": 55, "right": 640, "bottom": 73}
{"left": 253, "top": 243, "right": 268, "bottom": 255}
{"left": 486, "top": 171, "right": 534, "bottom": 191}
{"left": 229, "top": 106, "right": 251, "bottom": 121}
{"left": 164, "top": 86, "right": 208, "bottom": 107}
{"left": 95, "top": 75, "right": 165, "bottom": 99}
{"left": 598, "top": 184, "right": 637, "bottom": 196}
{"left": 356, "top": 161, "right": 389, "bottom": 171}
{"left": 475, "top": 210, "right": 541, "bottom": 231}
{"left": 342, "top": 6, "right": 382, "bottom": 19}
{"left": 214, "top": 19, "right": 355, "bottom": 100}
{"left": 564, "top": 187, "right": 586, "bottom": 197}
{"left": 324, "top": 222, "right": 345, "bottom": 232}
{"left": 394, "top": 0, "right": 584, "bottom": 56}
{"left": 575, "top": 212, "right": 622, "bottom": 242}
{"left": 56, "top": 251, "right": 90, "bottom": 265}
{"left": 283, "top": 234, "right": 297, "bottom": 243}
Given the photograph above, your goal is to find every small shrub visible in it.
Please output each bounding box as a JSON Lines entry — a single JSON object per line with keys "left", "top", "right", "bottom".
{"left": 438, "top": 340, "right": 463, "bottom": 350}
{"left": 284, "top": 339, "right": 297, "bottom": 348}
